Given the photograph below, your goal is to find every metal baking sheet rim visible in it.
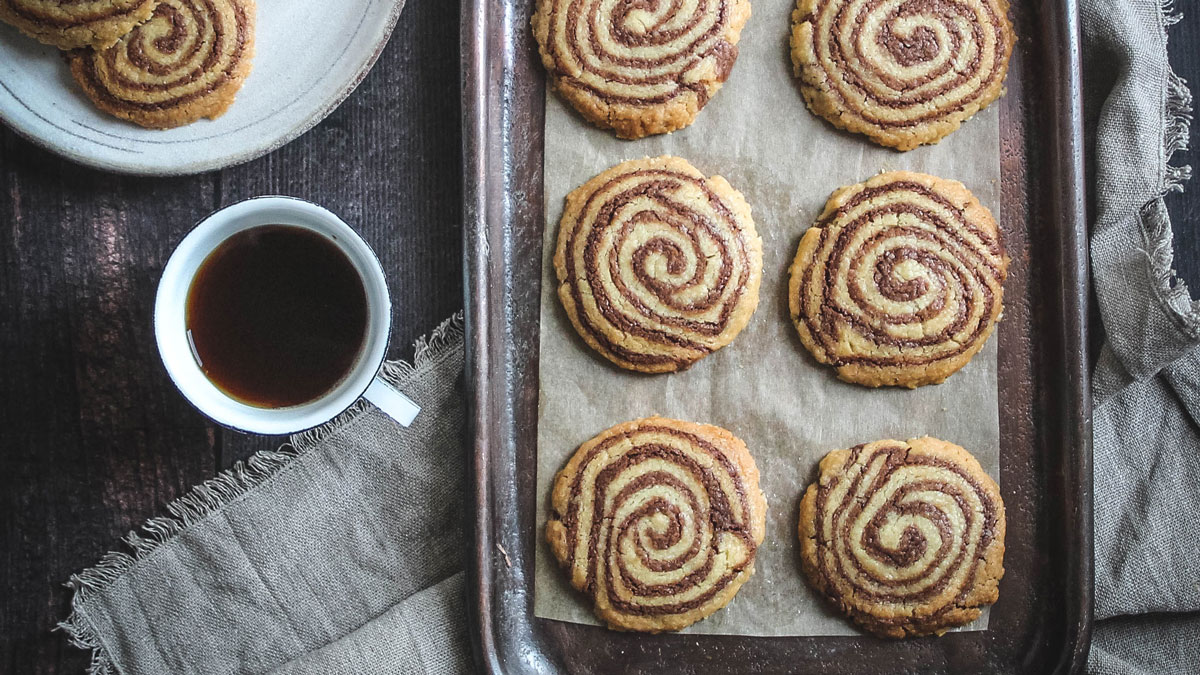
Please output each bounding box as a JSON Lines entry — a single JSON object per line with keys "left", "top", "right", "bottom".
{"left": 461, "top": 0, "right": 1093, "bottom": 672}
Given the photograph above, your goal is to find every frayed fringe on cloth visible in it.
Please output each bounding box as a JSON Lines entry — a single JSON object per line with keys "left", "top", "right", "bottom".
{"left": 1163, "top": 67, "right": 1193, "bottom": 194}
{"left": 56, "top": 311, "right": 464, "bottom": 675}
{"left": 1138, "top": 0, "right": 1197, "bottom": 336}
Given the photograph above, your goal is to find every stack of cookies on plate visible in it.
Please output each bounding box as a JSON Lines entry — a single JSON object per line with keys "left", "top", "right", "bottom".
{"left": 0, "top": 0, "right": 257, "bottom": 128}
{"left": 534, "top": 0, "right": 1017, "bottom": 638}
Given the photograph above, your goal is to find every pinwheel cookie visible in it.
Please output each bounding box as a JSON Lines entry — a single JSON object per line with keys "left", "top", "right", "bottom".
{"left": 0, "top": 0, "right": 159, "bottom": 50}
{"left": 790, "top": 0, "right": 1014, "bottom": 150}
{"left": 799, "top": 437, "right": 1006, "bottom": 638}
{"left": 789, "top": 171, "right": 1008, "bottom": 388}
{"left": 532, "top": 0, "right": 751, "bottom": 138}
{"left": 555, "top": 156, "right": 762, "bottom": 373}
{"left": 547, "top": 416, "right": 767, "bottom": 632}
{"left": 67, "top": 0, "right": 256, "bottom": 129}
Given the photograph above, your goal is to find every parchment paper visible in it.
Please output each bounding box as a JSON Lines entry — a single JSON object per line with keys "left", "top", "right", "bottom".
{"left": 532, "top": 0, "right": 1001, "bottom": 636}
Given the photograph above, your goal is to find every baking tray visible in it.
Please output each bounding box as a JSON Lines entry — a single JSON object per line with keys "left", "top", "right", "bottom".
{"left": 462, "top": 0, "right": 1093, "bottom": 671}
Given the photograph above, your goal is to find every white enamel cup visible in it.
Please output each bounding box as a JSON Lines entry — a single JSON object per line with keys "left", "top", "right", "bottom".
{"left": 154, "top": 196, "right": 419, "bottom": 435}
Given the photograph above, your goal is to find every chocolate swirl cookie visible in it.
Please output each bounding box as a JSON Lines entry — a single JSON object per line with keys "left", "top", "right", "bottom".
{"left": 789, "top": 171, "right": 1007, "bottom": 388}
{"left": 532, "top": 0, "right": 751, "bottom": 139}
{"left": 66, "top": 0, "right": 255, "bottom": 129}
{"left": 547, "top": 416, "right": 767, "bottom": 632}
{"left": 555, "top": 156, "right": 762, "bottom": 373}
{"left": 799, "top": 437, "right": 1006, "bottom": 638}
{"left": 790, "top": 0, "right": 1014, "bottom": 150}
{"left": 0, "top": 0, "right": 159, "bottom": 50}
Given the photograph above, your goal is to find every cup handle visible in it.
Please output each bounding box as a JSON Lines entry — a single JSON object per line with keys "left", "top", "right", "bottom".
{"left": 363, "top": 376, "right": 421, "bottom": 427}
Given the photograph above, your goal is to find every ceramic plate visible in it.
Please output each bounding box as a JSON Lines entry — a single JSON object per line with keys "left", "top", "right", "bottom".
{"left": 0, "top": 0, "right": 405, "bottom": 175}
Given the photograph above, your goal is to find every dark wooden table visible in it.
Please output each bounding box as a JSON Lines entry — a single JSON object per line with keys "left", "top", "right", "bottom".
{"left": 0, "top": 1, "right": 461, "bottom": 671}
{"left": 1, "top": 2, "right": 1197, "bottom": 673}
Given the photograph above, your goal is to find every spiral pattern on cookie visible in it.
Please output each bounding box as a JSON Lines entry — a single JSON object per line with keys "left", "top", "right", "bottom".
{"left": 556, "top": 157, "right": 762, "bottom": 373}
{"left": 789, "top": 171, "right": 1006, "bottom": 388}
{"left": 790, "top": 0, "right": 1014, "bottom": 150}
{"left": 533, "top": 0, "right": 750, "bottom": 137}
{"left": 0, "top": 0, "right": 158, "bottom": 50}
{"left": 547, "top": 417, "right": 765, "bottom": 632}
{"left": 800, "top": 438, "right": 1005, "bottom": 637}
{"left": 67, "top": 0, "right": 254, "bottom": 129}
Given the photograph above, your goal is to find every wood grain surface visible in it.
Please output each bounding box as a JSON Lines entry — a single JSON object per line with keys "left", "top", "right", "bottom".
{"left": 0, "top": 0, "right": 461, "bottom": 671}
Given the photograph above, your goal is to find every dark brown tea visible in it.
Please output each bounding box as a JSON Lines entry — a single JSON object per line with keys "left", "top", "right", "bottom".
{"left": 185, "top": 225, "right": 369, "bottom": 408}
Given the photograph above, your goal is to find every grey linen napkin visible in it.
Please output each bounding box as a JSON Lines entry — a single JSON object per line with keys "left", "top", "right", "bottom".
{"left": 59, "top": 314, "right": 471, "bottom": 675}
{"left": 1083, "top": 0, "right": 1200, "bottom": 672}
